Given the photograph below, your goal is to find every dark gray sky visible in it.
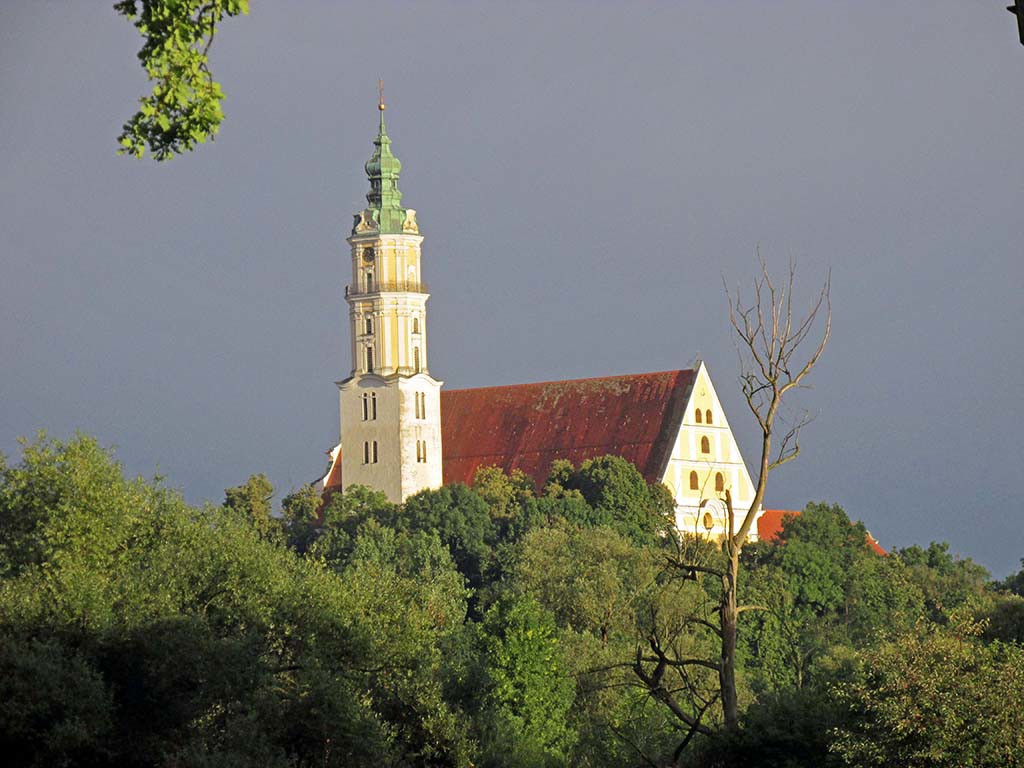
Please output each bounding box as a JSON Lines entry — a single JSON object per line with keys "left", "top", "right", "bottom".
{"left": 2, "top": 2, "right": 1022, "bottom": 576}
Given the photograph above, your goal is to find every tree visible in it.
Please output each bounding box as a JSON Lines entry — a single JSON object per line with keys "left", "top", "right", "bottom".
{"left": 280, "top": 483, "right": 322, "bottom": 553}
{"left": 115, "top": 0, "right": 249, "bottom": 160}
{"left": 0, "top": 634, "right": 113, "bottom": 766}
{"left": 996, "top": 557, "right": 1024, "bottom": 597}
{"left": 0, "top": 434, "right": 399, "bottom": 766}
{"left": 638, "top": 261, "right": 831, "bottom": 750}
{"left": 896, "top": 541, "right": 990, "bottom": 623}
{"left": 335, "top": 522, "right": 476, "bottom": 765}
{"left": 832, "top": 620, "right": 1024, "bottom": 767}
{"left": 478, "top": 594, "right": 577, "bottom": 767}
{"left": 472, "top": 465, "right": 541, "bottom": 540}
{"left": 307, "top": 484, "right": 397, "bottom": 570}
{"left": 739, "top": 503, "right": 923, "bottom": 692}
{"left": 223, "top": 472, "right": 278, "bottom": 539}
{"left": 398, "top": 484, "right": 496, "bottom": 594}
{"left": 544, "top": 456, "right": 676, "bottom": 547}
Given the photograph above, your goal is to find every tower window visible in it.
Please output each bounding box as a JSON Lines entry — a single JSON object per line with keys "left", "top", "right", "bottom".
{"left": 412, "top": 317, "right": 420, "bottom": 334}
{"left": 362, "top": 441, "right": 369, "bottom": 464}
{"left": 715, "top": 472, "right": 724, "bottom": 492}
{"left": 414, "top": 392, "right": 425, "bottom": 419}
{"left": 706, "top": 409, "right": 713, "bottom": 425}
{"left": 366, "top": 346, "right": 374, "bottom": 373}
{"left": 372, "top": 441, "right": 378, "bottom": 463}
{"left": 413, "top": 347, "right": 421, "bottom": 373}
{"left": 365, "top": 317, "right": 373, "bottom": 335}
{"left": 695, "top": 409, "right": 702, "bottom": 424}
{"left": 701, "top": 436, "right": 711, "bottom": 454}
{"left": 689, "top": 471, "right": 699, "bottom": 490}
{"left": 365, "top": 271, "right": 374, "bottom": 292}
{"left": 416, "top": 440, "right": 428, "bottom": 463}
{"left": 361, "top": 392, "right": 377, "bottom": 421}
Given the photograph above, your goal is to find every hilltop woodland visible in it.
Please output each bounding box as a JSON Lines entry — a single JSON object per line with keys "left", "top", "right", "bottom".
{"left": 2, "top": 436, "right": 1024, "bottom": 768}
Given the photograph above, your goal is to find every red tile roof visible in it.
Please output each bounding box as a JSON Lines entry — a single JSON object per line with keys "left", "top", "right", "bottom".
{"left": 322, "top": 447, "right": 344, "bottom": 490}
{"left": 757, "top": 509, "right": 799, "bottom": 542}
{"left": 757, "top": 508, "right": 887, "bottom": 555}
{"left": 866, "top": 533, "right": 887, "bottom": 556}
{"left": 439, "top": 370, "right": 696, "bottom": 490}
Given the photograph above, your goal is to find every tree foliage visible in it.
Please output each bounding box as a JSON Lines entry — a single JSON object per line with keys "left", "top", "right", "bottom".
{"left": 2, "top": 434, "right": 1019, "bottom": 767}
{"left": 115, "top": 0, "right": 249, "bottom": 160}
{"left": 832, "top": 621, "right": 1024, "bottom": 767}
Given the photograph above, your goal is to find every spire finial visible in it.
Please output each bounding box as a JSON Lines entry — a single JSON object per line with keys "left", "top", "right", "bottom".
{"left": 378, "top": 78, "right": 385, "bottom": 111}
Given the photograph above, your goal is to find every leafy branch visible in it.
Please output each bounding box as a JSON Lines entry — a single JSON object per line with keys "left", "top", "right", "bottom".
{"left": 115, "top": 0, "right": 249, "bottom": 160}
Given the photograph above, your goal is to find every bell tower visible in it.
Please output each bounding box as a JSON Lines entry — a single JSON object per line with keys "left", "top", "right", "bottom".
{"left": 336, "top": 89, "right": 443, "bottom": 501}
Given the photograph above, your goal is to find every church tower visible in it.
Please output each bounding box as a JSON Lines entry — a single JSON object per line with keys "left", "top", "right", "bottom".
{"left": 336, "top": 92, "right": 443, "bottom": 502}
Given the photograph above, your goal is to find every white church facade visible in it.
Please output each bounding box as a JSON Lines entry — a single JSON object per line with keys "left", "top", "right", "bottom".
{"left": 321, "top": 100, "right": 762, "bottom": 541}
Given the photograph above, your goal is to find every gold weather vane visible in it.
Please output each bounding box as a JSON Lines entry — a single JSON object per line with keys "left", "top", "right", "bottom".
{"left": 378, "top": 78, "right": 385, "bottom": 111}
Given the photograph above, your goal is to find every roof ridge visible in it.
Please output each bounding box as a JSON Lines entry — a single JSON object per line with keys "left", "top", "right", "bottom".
{"left": 443, "top": 368, "right": 695, "bottom": 394}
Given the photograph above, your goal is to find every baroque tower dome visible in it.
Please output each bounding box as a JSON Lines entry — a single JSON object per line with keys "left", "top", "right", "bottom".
{"left": 362, "top": 104, "right": 406, "bottom": 234}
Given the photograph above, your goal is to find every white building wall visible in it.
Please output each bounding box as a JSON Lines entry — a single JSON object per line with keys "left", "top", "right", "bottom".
{"left": 659, "top": 363, "right": 762, "bottom": 541}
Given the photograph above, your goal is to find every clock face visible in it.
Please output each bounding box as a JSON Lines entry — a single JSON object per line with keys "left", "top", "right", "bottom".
{"left": 362, "top": 247, "right": 375, "bottom": 264}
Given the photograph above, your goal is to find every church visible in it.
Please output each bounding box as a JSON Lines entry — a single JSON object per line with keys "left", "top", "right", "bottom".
{"left": 319, "top": 100, "right": 763, "bottom": 541}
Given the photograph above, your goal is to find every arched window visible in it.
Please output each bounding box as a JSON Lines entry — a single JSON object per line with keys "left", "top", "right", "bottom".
{"left": 689, "top": 471, "right": 699, "bottom": 490}
{"left": 361, "top": 393, "right": 368, "bottom": 421}
{"left": 715, "top": 472, "right": 724, "bottom": 492}
{"left": 695, "top": 409, "right": 702, "bottom": 424}
{"left": 370, "top": 392, "right": 377, "bottom": 420}
{"left": 413, "top": 347, "right": 421, "bottom": 373}
{"left": 365, "top": 346, "right": 374, "bottom": 373}
{"left": 412, "top": 317, "right": 420, "bottom": 334}
{"left": 701, "top": 436, "right": 710, "bottom": 454}
{"left": 365, "top": 317, "right": 373, "bottom": 335}
{"left": 705, "top": 409, "right": 713, "bottom": 425}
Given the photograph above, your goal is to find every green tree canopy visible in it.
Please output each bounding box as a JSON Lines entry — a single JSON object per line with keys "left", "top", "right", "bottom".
{"left": 832, "top": 621, "right": 1024, "bottom": 767}
{"left": 544, "top": 456, "right": 674, "bottom": 546}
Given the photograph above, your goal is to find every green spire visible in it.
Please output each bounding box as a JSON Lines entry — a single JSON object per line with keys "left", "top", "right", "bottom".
{"left": 363, "top": 88, "right": 406, "bottom": 233}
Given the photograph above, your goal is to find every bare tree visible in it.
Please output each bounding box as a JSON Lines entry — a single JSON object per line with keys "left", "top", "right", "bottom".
{"left": 633, "top": 260, "right": 831, "bottom": 754}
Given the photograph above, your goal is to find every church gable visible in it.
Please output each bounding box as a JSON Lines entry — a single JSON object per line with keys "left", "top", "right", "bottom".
{"left": 663, "top": 363, "right": 760, "bottom": 537}
{"left": 440, "top": 370, "right": 696, "bottom": 490}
